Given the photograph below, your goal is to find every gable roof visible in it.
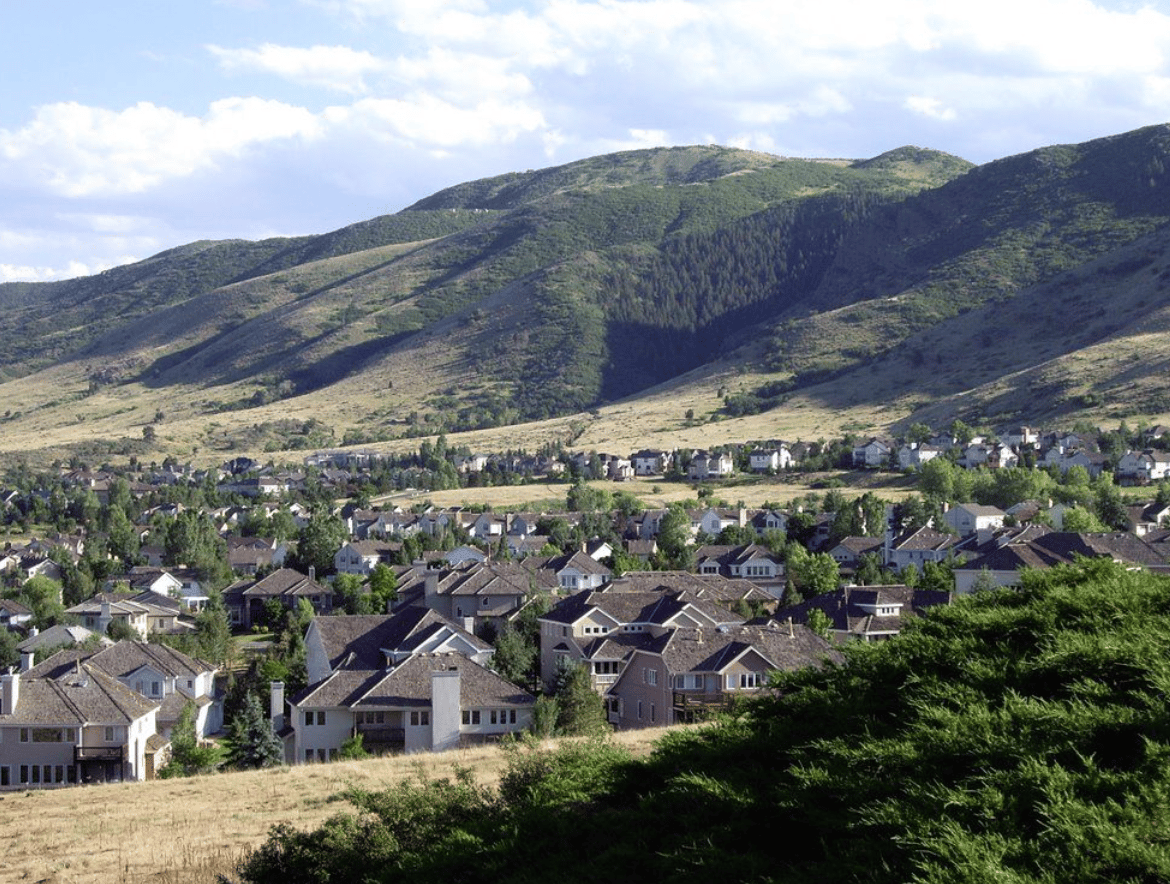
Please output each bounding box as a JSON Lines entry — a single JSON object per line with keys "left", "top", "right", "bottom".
{"left": 0, "top": 664, "right": 159, "bottom": 726}
{"left": 784, "top": 585, "right": 952, "bottom": 637}
{"left": 640, "top": 623, "right": 841, "bottom": 675}
{"left": 307, "top": 608, "right": 491, "bottom": 672}
{"left": 295, "top": 653, "right": 534, "bottom": 710}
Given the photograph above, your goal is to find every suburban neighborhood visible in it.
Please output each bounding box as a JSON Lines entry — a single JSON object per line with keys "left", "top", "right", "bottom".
{"left": 3, "top": 418, "right": 1170, "bottom": 788}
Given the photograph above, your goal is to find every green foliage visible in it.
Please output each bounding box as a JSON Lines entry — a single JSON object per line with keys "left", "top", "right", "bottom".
{"left": 159, "top": 701, "right": 219, "bottom": 778}
{"left": 805, "top": 607, "right": 832, "bottom": 639}
{"left": 291, "top": 511, "right": 348, "bottom": 577}
{"left": 338, "top": 733, "right": 371, "bottom": 761}
{"left": 553, "top": 662, "right": 610, "bottom": 737}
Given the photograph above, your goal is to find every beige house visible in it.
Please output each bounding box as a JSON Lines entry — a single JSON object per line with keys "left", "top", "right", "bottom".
{"left": 0, "top": 663, "right": 160, "bottom": 789}
{"left": 606, "top": 623, "right": 839, "bottom": 728}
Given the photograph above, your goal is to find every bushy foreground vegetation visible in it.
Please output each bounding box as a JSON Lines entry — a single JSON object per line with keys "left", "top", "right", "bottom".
{"left": 230, "top": 559, "right": 1170, "bottom": 883}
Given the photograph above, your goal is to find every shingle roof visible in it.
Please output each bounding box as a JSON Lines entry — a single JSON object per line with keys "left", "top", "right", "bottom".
{"left": 308, "top": 609, "right": 491, "bottom": 672}
{"left": 784, "top": 585, "right": 952, "bottom": 636}
{"left": 0, "top": 664, "right": 159, "bottom": 726}
{"left": 651, "top": 623, "right": 841, "bottom": 675}
{"left": 295, "top": 653, "right": 534, "bottom": 710}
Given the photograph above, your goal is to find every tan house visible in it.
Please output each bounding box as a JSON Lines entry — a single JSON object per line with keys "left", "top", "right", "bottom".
{"left": 606, "top": 623, "right": 839, "bottom": 728}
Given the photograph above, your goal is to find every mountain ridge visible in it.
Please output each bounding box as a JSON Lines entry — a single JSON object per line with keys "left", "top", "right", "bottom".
{"left": 2, "top": 127, "right": 1169, "bottom": 461}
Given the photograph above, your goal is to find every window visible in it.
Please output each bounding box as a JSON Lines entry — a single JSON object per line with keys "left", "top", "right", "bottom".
{"left": 739, "top": 672, "right": 761, "bottom": 689}
{"left": 19, "top": 728, "right": 28, "bottom": 743}
{"left": 316, "top": 711, "right": 326, "bottom": 726}
{"left": 305, "top": 711, "right": 313, "bottom": 726}
{"left": 305, "top": 749, "right": 313, "bottom": 761}
{"left": 461, "top": 710, "right": 470, "bottom": 725}
{"left": 481, "top": 597, "right": 490, "bottom": 607}
{"left": 645, "top": 668, "right": 658, "bottom": 686}
{"left": 54, "top": 765, "right": 64, "bottom": 783}
{"left": 31, "top": 765, "right": 39, "bottom": 784}
{"left": 19, "top": 765, "right": 28, "bottom": 784}
{"left": 104, "top": 726, "right": 116, "bottom": 741}
{"left": 32, "top": 728, "right": 64, "bottom": 743}
{"left": 151, "top": 681, "right": 161, "bottom": 696}
{"left": 410, "top": 711, "right": 430, "bottom": 726}
{"left": 317, "top": 748, "right": 326, "bottom": 762}
{"left": 650, "top": 704, "right": 656, "bottom": 723}
{"left": 508, "top": 709, "right": 517, "bottom": 724}
{"left": 0, "top": 766, "right": 8, "bottom": 786}
{"left": 470, "top": 710, "right": 480, "bottom": 725}
{"left": 637, "top": 701, "right": 643, "bottom": 720}
{"left": 490, "top": 710, "right": 499, "bottom": 725}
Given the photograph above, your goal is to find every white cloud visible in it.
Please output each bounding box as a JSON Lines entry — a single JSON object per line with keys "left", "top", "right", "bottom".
{"left": 208, "top": 43, "right": 386, "bottom": 93}
{"left": 0, "top": 98, "right": 321, "bottom": 197}
{"left": 904, "top": 95, "right": 957, "bottom": 122}
{"left": 335, "top": 94, "right": 546, "bottom": 150}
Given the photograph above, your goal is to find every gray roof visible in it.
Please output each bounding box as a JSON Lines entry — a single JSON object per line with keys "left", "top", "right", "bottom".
{"left": 295, "top": 653, "right": 534, "bottom": 710}
{"left": 308, "top": 609, "right": 491, "bottom": 672}
{"left": 643, "top": 623, "right": 841, "bottom": 675}
{"left": 785, "top": 585, "right": 952, "bottom": 637}
{"left": 0, "top": 664, "right": 159, "bottom": 726}
{"left": 27, "top": 641, "right": 214, "bottom": 682}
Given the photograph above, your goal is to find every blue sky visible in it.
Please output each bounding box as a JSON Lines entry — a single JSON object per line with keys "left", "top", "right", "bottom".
{"left": 3, "top": 0, "right": 1170, "bottom": 282}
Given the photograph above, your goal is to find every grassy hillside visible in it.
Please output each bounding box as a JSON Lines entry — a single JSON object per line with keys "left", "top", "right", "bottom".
{"left": 0, "top": 728, "right": 671, "bottom": 884}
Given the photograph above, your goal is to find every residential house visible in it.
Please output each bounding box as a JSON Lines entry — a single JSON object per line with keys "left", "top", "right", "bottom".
{"left": 1128, "top": 502, "right": 1170, "bottom": 537}
{"left": 784, "top": 584, "right": 951, "bottom": 643}
{"left": 884, "top": 526, "right": 961, "bottom": 570}
{"left": 223, "top": 568, "right": 333, "bottom": 629}
{"left": 395, "top": 561, "right": 534, "bottom": 628}
{"left": 631, "top": 449, "right": 672, "bottom": 476}
{"left": 687, "top": 451, "right": 734, "bottom": 480}
{"left": 334, "top": 540, "right": 401, "bottom": 576}
{"left": 606, "top": 623, "right": 839, "bottom": 728}
{"left": 693, "top": 544, "right": 783, "bottom": 582}
{"left": 288, "top": 609, "right": 530, "bottom": 758}
{"left": 538, "top": 586, "right": 745, "bottom": 691}
{"left": 66, "top": 594, "right": 188, "bottom": 639}
{"left": 827, "top": 536, "right": 885, "bottom": 569}
{"left": 897, "top": 443, "right": 943, "bottom": 471}
{"left": 953, "top": 531, "right": 1170, "bottom": 593}
{"left": 0, "top": 598, "right": 33, "bottom": 630}
{"left": 852, "top": 437, "right": 894, "bottom": 469}
{"left": 747, "top": 447, "right": 793, "bottom": 473}
{"left": 940, "top": 503, "right": 1007, "bottom": 538}
{"left": 28, "top": 642, "right": 220, "bottom": 738}
{"left": 1116, "top": 450, "right": 1170, "bottom": 485}
{"left": 0, "top": 662, "right": 160, "bottom": 788}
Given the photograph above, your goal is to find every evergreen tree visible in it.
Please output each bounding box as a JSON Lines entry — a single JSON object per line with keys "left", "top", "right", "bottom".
{"left": 225, "top": 692, "right": 282, "bottom": 770}
{"left": 553, "top": 662, "right": 610, "bottom": 737}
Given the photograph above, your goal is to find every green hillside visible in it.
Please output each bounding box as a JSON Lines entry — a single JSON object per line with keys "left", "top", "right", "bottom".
{"left": 4, "top": 125, "right": 1170, "bottom": 456}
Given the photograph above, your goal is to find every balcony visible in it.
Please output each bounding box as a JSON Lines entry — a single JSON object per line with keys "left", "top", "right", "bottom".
{"left": 671, "top": 691, "right": 730, "bottom": 723}
{"left": 355, "top": 724, "right": 405, "bottom": 749}
{"left": 75, "top": 745, "right": 128, "bottom": 762}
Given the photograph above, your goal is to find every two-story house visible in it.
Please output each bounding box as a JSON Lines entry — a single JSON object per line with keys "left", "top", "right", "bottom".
{"left": 606, "top": 622, "right": 839, "bottom": 728}
{"left": 286, "top": 609, "right": 531, "bottom": 759}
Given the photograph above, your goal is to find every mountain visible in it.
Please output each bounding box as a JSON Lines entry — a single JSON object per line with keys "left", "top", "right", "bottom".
{"left": 2, "top": 126, "right": 1170, "bottom": 460}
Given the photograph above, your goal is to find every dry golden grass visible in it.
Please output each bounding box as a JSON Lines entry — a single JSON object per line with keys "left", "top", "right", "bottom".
{"left": 0, "top": 728, "right": 673, "bottom": 884}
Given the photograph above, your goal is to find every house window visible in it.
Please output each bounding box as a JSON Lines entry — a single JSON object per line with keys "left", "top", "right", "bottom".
{"left": 739, "top": 672, "right": 761, "bottom": 689}
{"left": 104, "top": 726, "right": 116, "bottom": 741}
{"left": 31, "top": 766, "right": 39, "bottom": 784}
{"left": 305, "top": 711, "right": 314, "bottom": 726}
{"left": 645, "top": 668, "right": 658, "bottom": 686}
{"left": 481, "top": 598, "right": 490, "bottom": 607}
{"left": 637, "top": 701, "right": 643, "bottom": 720}
{"left": 151, "top": 682, "right": 161, "bottom": 696}
{"left": 410, "top": 711, "right": 430, "bottom": 726}
{"left": 32, "top": 728, "right": 64, "bottom": 743}
{"left": 490, "top": 710, "right": 499, "bottom": 725}
{"left": 462, "top": 710, "right": 470, "bottom": 725}
{"left": 20, "top": 765, "right": 29, "bottom": 784}
{"left": 650, "top": 704, "right": 655, "bottom": 723}
{"left": 0, "top": 766, "right": 8, "bottom": 786}
{"left": 316, "top": 711, "right": 326, "bottom": 726}
{"left": 54, "top": 765, "right": 64, "bottom": 783}
{"left": 470, "top": 710, "right": 480, "bottom": 725}
{"left": 305, "top": 749, "right": 313, "bottom": 761}
{"left": 19, "top": 728, "right": 28, "bottom": 743}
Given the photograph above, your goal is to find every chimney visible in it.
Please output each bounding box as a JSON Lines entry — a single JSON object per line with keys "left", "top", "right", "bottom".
{"left": 424, "top": 572, "right": 439, "bottom": 608}
{"left": 0, "top": 670, "right": 19, "bottom": 716}
{"left": 308, "top": 565, "right": 316, "bottom": 582}
{"left": 28, "top": 626, "right": 38, "bottom": 639}
{"left": 430, "top": 663, "right": 461, "bottom": 752}
{"left": 98, "top": 598, "right": 112, "bottom": 636}
{"left": 270, "top": 681, "right": 285, "bottom": 733}
{"left": 787, "top": 617, "right": 794, "bottom": 639}
{"left": 20, "top": 650, "right": 34, "bottom": 672}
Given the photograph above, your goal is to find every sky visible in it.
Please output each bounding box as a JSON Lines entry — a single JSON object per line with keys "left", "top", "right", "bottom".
{"left": 3, "top": 0, "right": 1170, "bottom": 283}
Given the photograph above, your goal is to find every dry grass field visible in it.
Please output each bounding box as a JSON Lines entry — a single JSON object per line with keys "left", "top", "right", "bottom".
{"left": 0, "top": 728, "right": 673, "bottom": 884}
